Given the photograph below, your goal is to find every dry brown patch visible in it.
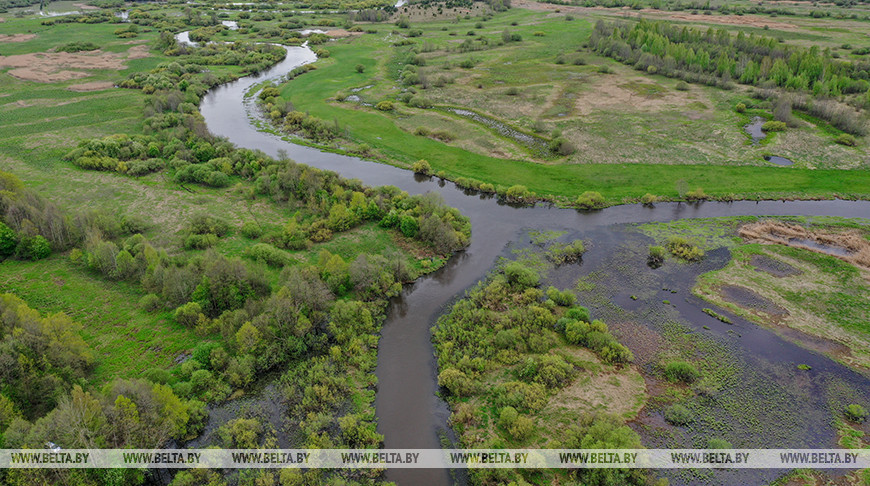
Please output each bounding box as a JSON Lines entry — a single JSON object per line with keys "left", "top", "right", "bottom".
{"left": 739, "top": 220, "right": 870, "bottom": 270}
{"left": 67, "top": 81, "right": 115, "bottom": 92}
{"left": 545, "top": 354, "right": 647, "bottom": 420}
{"left": 126, "top": 45, "right": 150, "bottom": 59}
{"left": 73, "top": 2, "right": 100, "bottom": 9}
{"left": 665, "top": 12, "right": 797, "bottom": 30}
{"left": 0, "top": 33, "right": 36, "bottom": 43}
{"left": 324, "top": 29, "right": 362, "bottom": 38}
{"left": 0, "top": 48, "right": 134, "bottom": 83}
{"left": 573, "top": 76, "right": 695, "bottom": 115}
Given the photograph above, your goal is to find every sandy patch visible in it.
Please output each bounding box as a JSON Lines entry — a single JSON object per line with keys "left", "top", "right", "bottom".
{"left": 0, "top": 34, "right": 36, "bottom": 43}
{"left": 73, "top": 2, "right": 100, "bottom": 9}
{"left": 0, "top": 49, "right": 134, "bottom": 83}
{"left": 67, "top": 81, "right": 115, "bottom": 92}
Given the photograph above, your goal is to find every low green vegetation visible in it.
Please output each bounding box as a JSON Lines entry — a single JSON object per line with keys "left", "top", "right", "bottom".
{"left": 433, "top": 246, "right": 647, "bottom": 485}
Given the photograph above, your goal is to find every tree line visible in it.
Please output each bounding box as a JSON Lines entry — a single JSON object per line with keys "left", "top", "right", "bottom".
{"left": 591, "top": 19, "right": 870, "bottom": 134}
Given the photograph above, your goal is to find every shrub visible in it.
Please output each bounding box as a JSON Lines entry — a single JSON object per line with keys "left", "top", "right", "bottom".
{"left": 546, "top": 286, "right": 576, "bottom": 306}
{"left": 139, "top": 293, "right": 162, "bottom": 312}
{"left": 505, "top": 87, "right": 519, "bottom": 96}
{"left": 16, "top": 235, "right": 51, "bottom": 260}
{"left": 845, "top": 404, "right": 868, "bottom": 423}
{"left": 438, "top": 368, "right": 475, "bottom": 397}
{"left": 355, "top": 64, "right": 365, "bottom": 73}
{"left": 735, "top": 102, "right": 747, "bottom": 113}
{"left": 505, "top": 185, "right": 532, "bottom": 203}
{"left": 189, "top": 215, "right": 230, "bottom": 237}
{"left": 666, "top": 237, "right": 704, "bottom": 262}
{"left": 549, "top": 137, "right": 576, "bottom": 156}
{"left": 576, "top": 191, "right": 605, "bottom": 209}
{"left": 834, "top": 133, "right": 857, "bottom": 146}
{"left": 641, "top": 193, "right": 658, "bottom": 205}
{"left": 408, "top": 96, "right": 432, "bottom": 109}
{"left": 0, "top": 222, "right": 17, "bottom": 256}
{"left": 664, "top": 361, "right": 700, "bottom": 384}
{"left": 375, "top": 100, "right": 394, "bottom": 111}
{"left": 240, "top": 222, "right": 263, "bottom": 239}
{"left": 503, "top": 262, "right": 539, "bottom": 288}
{"left": 175, "top": 302, "right": 204, "bottom": 327}
{"left": 761, "top": 120, "right": 786, "bottom": 132}
{"left": 707, "top": 438, "right": 732, "bottom": 449}
{"left": 676, "top": 81, "right": 690, "bottom": 91}
{"left": 411, "top": 159, "right": 432, "bottom": 175}
{"left": 245, "top": 243, "right": 290, "bottom": 267}
{"left": 685, "top": 187, "right": 707, "bottom": 201}
{"left": 547, "top": 240, "right": 585, "bottom": 264}
{"left": 664, "top": 404, "right": 694, "bottom": 425}
{"left": 184, "top": 233, "right": 218, "bottom": 250}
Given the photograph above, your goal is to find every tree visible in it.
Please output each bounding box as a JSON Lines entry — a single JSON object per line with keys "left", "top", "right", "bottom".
{"left": 0, "top": 222, "right": 17, "bottom": 256}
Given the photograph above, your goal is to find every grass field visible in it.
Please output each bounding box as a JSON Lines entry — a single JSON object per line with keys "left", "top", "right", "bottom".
{"left": 256, "top": 5, "right": 870, "bottom": 204}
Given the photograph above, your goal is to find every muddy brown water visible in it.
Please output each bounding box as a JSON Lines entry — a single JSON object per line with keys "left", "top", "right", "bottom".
{"left": 195, "top": 41, "right": 870, "bottom": 485}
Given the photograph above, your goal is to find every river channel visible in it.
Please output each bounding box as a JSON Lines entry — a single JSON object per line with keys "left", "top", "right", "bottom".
{"left": 196, "top": 41, "right": 870, "bottom": 485}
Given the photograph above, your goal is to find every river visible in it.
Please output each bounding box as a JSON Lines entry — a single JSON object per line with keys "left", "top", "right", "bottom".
{"left": 196, "top": 41, "right": 870, "bottom": 485}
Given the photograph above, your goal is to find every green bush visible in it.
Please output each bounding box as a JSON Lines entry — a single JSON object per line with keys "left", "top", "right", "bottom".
{"left": 664, "top": 361, "right": 700, "bottom": 384}
{"left": 139, "top": 293, "right": 162, "bottom": 312}
{"left": 735, "top": 102, "right": 746, "bottom": 113}
{"left": 546, "top": 286, "right": 576, "bottom": 306}
{"left": 505, "top": 185, "right": 533, "bottom": 203}
{"left": 375, "top": 100, "right": 394, "bottom": 111}
{"left": 664, "top": 404, "right": 694, "bottom": 425}
{"left": 174, "top": 302, "right": 204, "bottom": 327}
{"left": 576, "top": 191, "right": 605, "bottom": 209}
{"left": 240, "top": 221, "right": 263, "bottom": 239}
{"left": 666, "top": 237, "right": 704, "bottom": 262}
{"left": 438, "top": 368, "right": 475, "bottom": 397}
{"left": 547, "top": 240, "right": 585, "bottom": 264}
{"left": 707, "top": 438, "right": 732, "bottom": 449}
{"left": 411, "top": 159, "right": 432, "bottom": 175}
{"left": 845, "top": 404, "right": 868, "bottom": 423}
{"left": 245, "top": 243, "right": 291, "bottom": 267}
{"left": 834, "top": 133, "right": 857, "bottom": 146}
{"left": 503, "top": 262, "right": 540, "bottom": 288}
{"left": 355, "top": 64, "right": 365, "bottom": 73}
{"left": 761, "top": 120, "right": 786, "bottom": 132}
{"left": 685, "top": 187, "right": 708, "bottom": 201}
{"left": 0, "top": 222, "right": 17, "bottom": 256}
{"left": 648, "top": 245, "right": 666, "bottom": 267}
{"left": 16, "top": 235, "right": 51, "bottom": 260}
{"left": 640, "top": 193, "right": 658, "bottom": 205}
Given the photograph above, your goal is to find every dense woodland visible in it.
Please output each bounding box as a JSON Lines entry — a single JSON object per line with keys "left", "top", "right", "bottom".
{"left": 592, "top": 19, "right": 870, "bottom": 134}
{"left": 0, "top": 19, "right": 471, "bottom": 485}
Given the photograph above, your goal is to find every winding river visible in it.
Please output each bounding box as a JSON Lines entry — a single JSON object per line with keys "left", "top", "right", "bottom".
{"left": 197, "top": 41, "right": 870, "bottom": 485}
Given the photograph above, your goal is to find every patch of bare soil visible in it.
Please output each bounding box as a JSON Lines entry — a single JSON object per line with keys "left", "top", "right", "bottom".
{"left": 67, "top": 81, "right": 115, "bottom": 92}
{"left": 740, "top": 220, "right": 870, "bottom": 270}
{"left": 323, "top": 29, "right": 361, "bottom": 38}
{"left": 573, "top": 76, "right": 697, "bottom": 116}
{"left": 750, "top": 254, "right": 803, "bottom": 278}
{"left": 73, "top": 2, "right": 100, "bottom": 9}
{"left": 546, "top": 364, "right": 646, "bottom": 419}
{"left": 0, "top": 47, "right": 141, "bottom": 83}
{"left": 0, "top": 33, "right": 36, "bottom": 43}
{"left": 718, "top": 283, "right": 789, "bottom": 316}
{"left": 664, "top": 13, "right": 797, "bottom": 30}
{"left": 126, "top": 45, "right": 150, "bottom": 59}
